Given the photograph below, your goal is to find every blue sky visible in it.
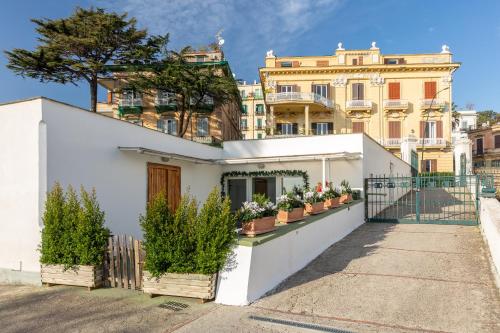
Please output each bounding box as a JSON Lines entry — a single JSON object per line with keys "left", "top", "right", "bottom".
{"left": 1, "top": 0, "right": 499, "bottom": 111}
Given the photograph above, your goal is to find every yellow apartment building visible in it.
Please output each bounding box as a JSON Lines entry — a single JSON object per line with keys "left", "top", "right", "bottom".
{"left": 238, "top": 81, "right": 266, "bottom": 139}
{"left": 97, "top": 49, "right": 242, "bottom": 144}
{"left": 259, "top": 43, "right": 460, "bottom": 172}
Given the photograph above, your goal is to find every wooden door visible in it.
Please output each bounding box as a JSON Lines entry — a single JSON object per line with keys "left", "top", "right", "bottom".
{"left": 147, "top": 163, "right": 181, "bottom": 211}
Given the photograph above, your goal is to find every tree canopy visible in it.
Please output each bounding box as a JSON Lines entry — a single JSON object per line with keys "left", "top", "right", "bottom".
{"left": 5, "top": 7, "right": 166, "bottom": 112}
{"left": 126, "top": 48, "right": 240, "bottom": 138}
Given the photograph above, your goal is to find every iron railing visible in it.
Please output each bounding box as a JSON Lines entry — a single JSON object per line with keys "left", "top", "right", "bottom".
{"left": 418, "top": 138, "right": 447, "bottom": 146}
{"left": 378, "top": 138, "right": 402, "bottom": 147}
{"left": 119, "top": 98, "right": 143, "bottom": 107}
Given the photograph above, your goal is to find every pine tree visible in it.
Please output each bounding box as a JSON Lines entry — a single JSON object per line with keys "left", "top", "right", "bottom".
{"left": 5, "top": 7, "right": 166, "bottom": 112}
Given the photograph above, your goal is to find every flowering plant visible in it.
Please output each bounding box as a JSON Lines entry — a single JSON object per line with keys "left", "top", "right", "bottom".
{"left": 340, "top": 180, "right": 352, "bottom": 195}
{"left": 323, "top": 184, "right": 341, "bottom": 199}
{"left": 276, "top": 192, "right": 304, "bottom": 212}
{"left": 303, "top": 190, "right": 323, "bottom": 204}
{"left": 238, "top": 194, "right": 277, "bottom": 223}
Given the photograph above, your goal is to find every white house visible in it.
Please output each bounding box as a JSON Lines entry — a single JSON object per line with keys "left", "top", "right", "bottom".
{"left": 0, "top": 97, "right": 410, "bottom": 300}
{"left": 452, "top": 109, "right": 477, "bottom": 175}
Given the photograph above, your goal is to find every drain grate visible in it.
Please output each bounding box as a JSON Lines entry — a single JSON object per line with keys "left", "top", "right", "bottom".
{"left": 249, "top": 315, "right": 355, "bottom": 333}
{"left": 159, "top": 301, "right": 189, "bottom": 311}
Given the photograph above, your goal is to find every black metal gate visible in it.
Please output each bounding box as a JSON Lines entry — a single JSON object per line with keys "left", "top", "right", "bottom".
{"left": 365, "top": 174, "right": 481, "bottom": 225}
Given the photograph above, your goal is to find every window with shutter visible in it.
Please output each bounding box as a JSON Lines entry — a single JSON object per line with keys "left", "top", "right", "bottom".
{"left": 424, "top": 82, "right": 437, "bottom": 99}
{"left": 352, "top": 58, "right": 358, "bottom": 65}
{"left": 352, "top": 83, "right": 364, "bottom": 100}
{"left": 352, "top": 122, "right": 364, "bottom": 133}
{"left": 495, "top": 135, "right": 500, "bottom": 149}
{"left": 292, "top": 123, "right": 298, "bottom": 135}
{"left": 436, "top": 120, "right": 443, "bottom": 138}
{"left": 388, "top": 82, "right": 400, "bottom": 100}
{"left": 388, "top": 121, "right": 401, "bottom": 138}
{"left": 358, "top": 56, "right": 363, "bottom": 65}
{"left": 316, "top": 60, "right": 329, "bottom": 67}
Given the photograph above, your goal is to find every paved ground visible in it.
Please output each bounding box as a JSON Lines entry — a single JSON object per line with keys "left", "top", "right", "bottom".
{"left": 1, "top": 223, "right": 499, "bottom": 332}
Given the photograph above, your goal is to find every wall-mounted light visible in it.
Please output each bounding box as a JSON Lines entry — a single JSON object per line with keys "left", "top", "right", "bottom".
{"left": 161, "top": 157, "right": 170, "bottom": 162}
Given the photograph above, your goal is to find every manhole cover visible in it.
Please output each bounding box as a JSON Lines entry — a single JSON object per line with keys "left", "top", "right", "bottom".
{"left": 159, "top": 301, "right": 189, "bottom": 311}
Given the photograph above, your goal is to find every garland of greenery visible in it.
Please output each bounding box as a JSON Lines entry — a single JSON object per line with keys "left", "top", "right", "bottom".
{"left": 220, "top": 169, "right": 309, "bottom": 194}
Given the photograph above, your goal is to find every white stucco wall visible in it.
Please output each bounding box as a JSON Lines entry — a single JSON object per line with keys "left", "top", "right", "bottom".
{"left": 0, "top": 99, "right": 45, "bottom": 281}
{"left": 479, "top": 198, "right": 500, "bottom": 287}
{"left": 40, "top": 99, "right": 222, "bottom": 238}
{"left": 216, "top": 202, "right": 365, "bottom": 305}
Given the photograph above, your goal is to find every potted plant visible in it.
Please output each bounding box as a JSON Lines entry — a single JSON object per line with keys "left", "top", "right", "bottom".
{"left": 40, "top": 183, "right": 109, "bottom": 290}
{"left": 142, "top": 189, "right": 236, "bottom": 300}
{"left": 323, "top": 183, "right": 341, "bottom": 209}
{"left": 239, "top": 194, "right": 278, "bottom": 236}
{"left": 339, "top": 180, "right": 353, "bottom": 204}
{"left": 304, "top": 189, "right": 325, "bottom": 215}
{"left": 276, "top": 192, "right": 305, "bottom": 223}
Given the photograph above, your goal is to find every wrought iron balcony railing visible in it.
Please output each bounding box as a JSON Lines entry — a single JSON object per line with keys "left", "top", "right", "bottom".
{"left": 266, "top": 92, "right": 333, "bottom": 108}
{"left": 119, "top": 98, "right": 143, "bottom": 107}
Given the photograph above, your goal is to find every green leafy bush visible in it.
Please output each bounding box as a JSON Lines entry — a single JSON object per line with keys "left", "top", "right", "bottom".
{"left": 141, "top": 188, "right": 237, "bottom": 277}
{"left": 340, "top": 180, "right": 352, "bottom": 195}
{"left": 40, "top": 183, "right": 109, "bottom": 269}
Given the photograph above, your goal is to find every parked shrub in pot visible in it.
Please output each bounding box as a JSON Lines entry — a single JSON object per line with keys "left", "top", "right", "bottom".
{"left": 238, "top": 194, "right": 278, "bottom": 237}
{"left": 304, "top": 189, "right": 325, "bottom": 215}
{"left": 323, "top": 183, "right": 341, "bottom": 209}
{"left": 141, "top": 188, "right": 237, "bottom": 300}
{"left": 276, "top": 192, "right": 305, "bottom": 224}
{"left": 339, "top": 180, "right": 353, "bottom": 204}
{"left": 40, "top": 183, "right": 109, "bottom": 290}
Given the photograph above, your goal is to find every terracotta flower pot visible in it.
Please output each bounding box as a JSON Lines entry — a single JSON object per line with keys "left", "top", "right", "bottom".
{"left": 277, "top": 207, "right": 304, "bottom": 224}
{"left": 241, "top": 216, "right": 276, "bottom": 237}
{"left": 324, "top": 197, "right": 341, "bottom": 209}
{"left": 339, "top": 194, "right": 353, "bottom": 204}
{"left": 305, "top": 202, "right": 326, "bottom": 215}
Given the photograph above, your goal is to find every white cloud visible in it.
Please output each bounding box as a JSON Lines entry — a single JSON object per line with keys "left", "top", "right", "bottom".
{"left": 100, "top": 0, "right": 343, "bottom": 80}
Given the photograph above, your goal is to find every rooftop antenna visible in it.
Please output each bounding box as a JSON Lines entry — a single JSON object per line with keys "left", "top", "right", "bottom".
{"left": 216, "top": 30, "right": 225, "bottom": 48}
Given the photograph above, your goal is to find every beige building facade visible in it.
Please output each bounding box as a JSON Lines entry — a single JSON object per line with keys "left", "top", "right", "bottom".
{"left": 238, "top": 81, "right": 266, "bottom": 139}
{"left": 259, "top": 43, "right": 460, "bottom": 172}
{"left": 97, "top": 50, "right": 242, "bottom": 144}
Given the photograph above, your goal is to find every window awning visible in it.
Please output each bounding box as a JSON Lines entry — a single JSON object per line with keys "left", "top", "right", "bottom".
{"left": 118, "top": 146, "right": 361, "bottom": 165}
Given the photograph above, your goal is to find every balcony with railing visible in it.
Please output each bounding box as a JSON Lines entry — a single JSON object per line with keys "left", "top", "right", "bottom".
{"left": 118, "top": 98, "right": 143, "bottom": 116}
{"left": 377, "top": 138, "right": 402, "bottom": 147}
{"left": 265, "top": 92, "right": 334, "bottom": 109}
{"left": 417, "top": 138, "right": 447, "bottom": 146}
{"left": 190, "top": 95, "right": 214, "bottom": 112}
{"left": 420, "top": 99, "right": 446, "bottom": 110}
{"left": 155, "top": 93, "right": 177, "bottom": 113}
{"left": 383, "top": 99, "right": 409, "bottom": 111}
{"left": 346, "top": 100, "right": 372, "bottom": 110}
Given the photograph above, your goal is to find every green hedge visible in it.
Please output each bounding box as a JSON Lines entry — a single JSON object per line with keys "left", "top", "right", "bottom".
{"left": 40, "top": 183, "right": 109, "bottom": 269}
{"left": 141, "top": 188, "right": 237, "bottom": 277}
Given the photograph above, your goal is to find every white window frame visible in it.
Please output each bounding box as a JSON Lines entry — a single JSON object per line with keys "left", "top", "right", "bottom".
{"left": 316, "top": 122, "right": 329, "bottom": 135}
{"left": 197, "top": 117, "right": 209, "bottom": 137}
{"left": 313, "top": 84, "right": 328, "bottom": 98}
{"left": 424, "top": 121, "right": 436, "bottom": 139}
{"left": 280, "top": 85, "right": 294, "bottom": 93}
{"left": 241, "top": 119, "right": 247, "bottom": 129}
{"left": 282, "top": 123, "right": 294, "bottom": 135}
{"left": 256, "top": 118, "right": 263, "bottom": 129}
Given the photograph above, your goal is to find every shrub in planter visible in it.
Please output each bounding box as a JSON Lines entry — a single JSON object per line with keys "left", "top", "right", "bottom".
{"left": 40, "top": 183, "right": 109, "bottom": 289}
{"left": 340, "top": 180, "right": 353, "bottom": 204}
{"left": 238, "top": 194, "right": 278, "bottom": 236}
{"left": 304, "top": 189, "right": 325, "bottom": 215}
{"left": 276, "top": 192, "right": 305, "bottom": 223}
{"left": 141, "top": 188, "right": 237, "bottom": 300}
{"left": 323, "top": 184, "right": 341, "bottom": 209}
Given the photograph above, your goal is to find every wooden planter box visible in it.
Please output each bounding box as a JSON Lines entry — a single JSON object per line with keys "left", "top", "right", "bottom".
{"left": 324, "top": 197, "right": 341, "bottom": 209}
{"left": 305, "top": 202, "right": 326, "bottom": 215}
{"left": 41, "top": 264, "right": 102, "bottom": 290}
{"left": 241, "top": 216, "right": 276, "bottom": 237}
{"left": 143, "top": 271, "right": 217, "bottom": 301}
{"left": 339, "top": 194, "right": 353, "bottom": 204}
{"left": 277, "top": 207, "right": 304, "bottom": 224}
